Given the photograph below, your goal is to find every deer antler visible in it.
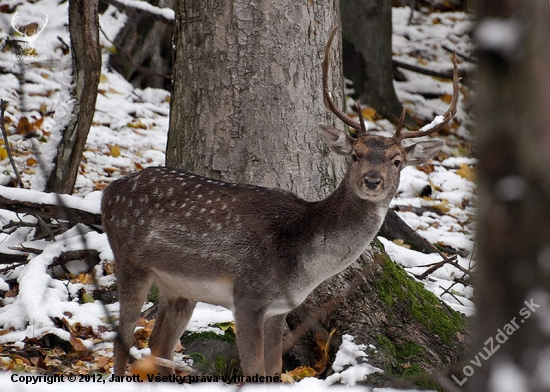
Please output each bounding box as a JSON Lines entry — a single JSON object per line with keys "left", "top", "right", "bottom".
{"left": 11, "top": 11, "right": 23, "bottom": 35}
{"left": 35, "top": 14, "right": 49, "bottom": 36}
{"left": 323, "top": 26, "right": 366, "bottom": 137}
{"left": 394, "top": 52, "right": 461, "bottom": 140}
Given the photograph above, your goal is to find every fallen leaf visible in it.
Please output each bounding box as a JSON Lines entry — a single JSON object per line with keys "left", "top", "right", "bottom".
{"left": 131, "top": 355, "right": 157, "bottom": 379}
{"left": 108, "top": 144, "right": 121, "bottom": 157}
{"left": 361, "top": 106, "right": 377, "bottom": 121}
{"left": 313, "top": 328, "right": 335, "bottom": 373}
{"left": 69, "top": 336, "right": 87, "bottom": 353}
{"left": 432, "top": 199, "right": 451, "bottom": 213}
{"left": 285, "top": 366, "right": 317, "bottom": 381}
{"left": 456, "top": 163, "right": 475, "bottom": 181}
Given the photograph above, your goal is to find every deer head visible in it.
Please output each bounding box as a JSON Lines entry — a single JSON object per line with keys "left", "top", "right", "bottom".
{"left": 11, "top": 11, "right": 49, "bottom": 53}
{"left": 318, "top": 26, "right": 459, "bottom": 204}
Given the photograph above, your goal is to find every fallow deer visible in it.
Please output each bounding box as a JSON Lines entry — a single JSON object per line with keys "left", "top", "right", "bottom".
{"left": 101, "top": 26, "right": 459, "bottom": 378}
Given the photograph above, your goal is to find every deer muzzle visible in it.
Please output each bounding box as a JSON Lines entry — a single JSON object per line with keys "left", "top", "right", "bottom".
{"left": 363, "top": 170, "right": 383, "bottom": 190}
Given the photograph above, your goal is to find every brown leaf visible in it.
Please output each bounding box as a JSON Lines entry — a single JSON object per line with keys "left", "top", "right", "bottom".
{"left": 313, "top": 328, "right": 335, "bottom": 374}
{"left": 69, "top": 336, "right": 87, "bottom": 353}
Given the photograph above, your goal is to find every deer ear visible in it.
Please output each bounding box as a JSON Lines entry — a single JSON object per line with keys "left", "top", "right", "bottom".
{"left": 404, "top": 140, "right": 445, "bottom": 166}
{"left": 317, "top": 124, "right": 355, "bottom": 156}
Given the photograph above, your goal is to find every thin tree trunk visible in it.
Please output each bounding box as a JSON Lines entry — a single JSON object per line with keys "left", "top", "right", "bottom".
{"left": 44, "top": 0, "right": 101, "bottom": 194}
{"left": 167, "top": 0, "right": 346, "bottom": 200}
{"left": 469, "top": 1, "right": 550, "bottom": 391}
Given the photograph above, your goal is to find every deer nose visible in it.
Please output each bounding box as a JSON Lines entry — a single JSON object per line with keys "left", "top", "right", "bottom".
{"left": 364, "top": 171, "right": 383, "bottom": 190}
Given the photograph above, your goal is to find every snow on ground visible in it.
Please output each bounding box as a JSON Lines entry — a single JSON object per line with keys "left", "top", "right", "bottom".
{"left": 0, "top": 1, "right": 474, "bottom": 389}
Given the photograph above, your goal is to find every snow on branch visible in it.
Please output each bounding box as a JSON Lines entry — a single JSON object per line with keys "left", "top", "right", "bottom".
{"left": 102, "top": 0, "right": 175, "bottom": 24}
{"left": 0, "top": 186, "right": 102, "bottom": 225}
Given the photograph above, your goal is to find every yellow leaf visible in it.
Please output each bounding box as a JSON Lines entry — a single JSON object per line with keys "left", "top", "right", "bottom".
{"left": 361, "top": 106, "right": 377, "bottom": 121}
{"left": 218, "top": 321, "right": 236, "bottom": 335}
{"left": 440, "top": 93, "right": 453, "bottom": 104}
{"left": 99, "top": 74, "right": 108, "bottom": 83}
{"left": 456, "top": 163, "right": 476, "bottom": 181}
{"left": 0, "top": 146, "right": 7, "bottom": 160}
{"left": 82, "top": 293, "right": 95, "bottom": 303}
{"left": 280, "top": 373, "right": 295, "bottom": 383}
{"left": 285, "top": 366, "right": 317, "bottom": 381}
{"left": 26, "top": 157, "right": 37, "bottom": 166}
{"left": 432, "top": 199, "right": 451, "bottom": 213}
{"left": 109, "top": 144, "right": 121, "bottom": 157}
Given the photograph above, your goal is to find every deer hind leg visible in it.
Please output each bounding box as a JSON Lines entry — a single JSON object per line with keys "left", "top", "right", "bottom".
{"left": 148, "top": 295, "right": 196, "bottom": 375}
{"left": 234, "top": 305, "right": 266, "bottom": 377}
{"left": 114, "top": 267, "right": 153, "bottom": 376}
{"left": 263, "top": 313, "right": 286, "bottom": 378}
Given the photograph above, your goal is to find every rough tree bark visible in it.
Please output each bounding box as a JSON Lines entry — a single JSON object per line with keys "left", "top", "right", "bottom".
{"left": 44, "top": 0, "right": 101, "bottom": 194}
{"left": 469, "top": 1, "right": 550, "bottom": 391}
{"left": 166, "top": 0, "right": 346, "bottom": 199}
{"left": 340, "top": 0, "right": 404, "bottom": 119}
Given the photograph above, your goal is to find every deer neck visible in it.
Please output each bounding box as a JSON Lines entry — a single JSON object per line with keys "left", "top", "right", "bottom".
{"left": 300, "top": 173, "right": 392, "bottom": 285}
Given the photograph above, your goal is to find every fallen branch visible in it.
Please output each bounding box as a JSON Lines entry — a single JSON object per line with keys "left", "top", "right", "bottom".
{"left": 393, "top": 59, "right": 468, "bottom": 82}
{"left": 0, "top": 187, "right": 101, "bottom": 226}
{"left": 0, "top": 195, "right": 101, "bottom": 226}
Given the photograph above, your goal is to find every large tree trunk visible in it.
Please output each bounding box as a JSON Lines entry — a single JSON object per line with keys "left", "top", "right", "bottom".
{"left": 340, "top": 0, "right": 403, "bottom": 120}
{"left": 166, "top": 0, "right": 346, "bottom": 199}
{"left": 468, "top": 1, "right": 550, "bottom": 391}
{"left": 44, "top": 0, "right": 101, "bottom": 194}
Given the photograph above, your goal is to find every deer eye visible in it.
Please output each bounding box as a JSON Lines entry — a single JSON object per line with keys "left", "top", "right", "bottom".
{"left": 393, "top": 159, "right": 402, "bottom": 167}
{"left": 351, "top": 154, "right": 358, "bottom": 162}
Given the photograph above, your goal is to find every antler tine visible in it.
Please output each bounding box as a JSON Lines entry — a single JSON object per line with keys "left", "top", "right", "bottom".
{"left": 395, "top": 51, "right": 461, "bottom": 141}
{"left": 353, "top": 101, "right": 368, "bottom": 136}
{"left": 322, "top": 26, "right": 362, "bottom": 133}
{"left": 394, "top": 106, "right": 407, "bottom": 139}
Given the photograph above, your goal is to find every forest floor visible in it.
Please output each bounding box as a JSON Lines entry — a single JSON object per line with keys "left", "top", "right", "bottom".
{"left": 0, "top": 1, "right": 475, "bottom": 390}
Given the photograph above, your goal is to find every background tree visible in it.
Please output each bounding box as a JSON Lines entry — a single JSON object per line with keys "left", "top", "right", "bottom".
{"left": 44, "top": 0, "right": 101, "bottom": 194}
{"left": 469, "top": 1, "right": 550, "bottom": 391}
{"left": 340, "top": 0, "right": 403, "bottom": 120}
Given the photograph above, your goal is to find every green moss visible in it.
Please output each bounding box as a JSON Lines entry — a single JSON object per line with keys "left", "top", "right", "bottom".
{"left": 368, "top": 241, "right": 466, "bottom": 390}
{"left": 181, "top": 325, "right": 241, "bottom": 378}
{"left": 147, "top": 283, "right": 159, "bottom": 304}
{"left": 373, "top": 242, "right": 464, "bottom": 345}
{"left": 181, "top": 324, "right": 236, "bottom": 345}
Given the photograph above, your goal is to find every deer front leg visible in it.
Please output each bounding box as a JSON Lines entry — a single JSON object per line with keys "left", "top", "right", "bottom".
{"left": 234, "top": 306, "right": 265, "bottom": 376}
{"left": 263, "top": 313, "right": 286, "bottom": 378}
